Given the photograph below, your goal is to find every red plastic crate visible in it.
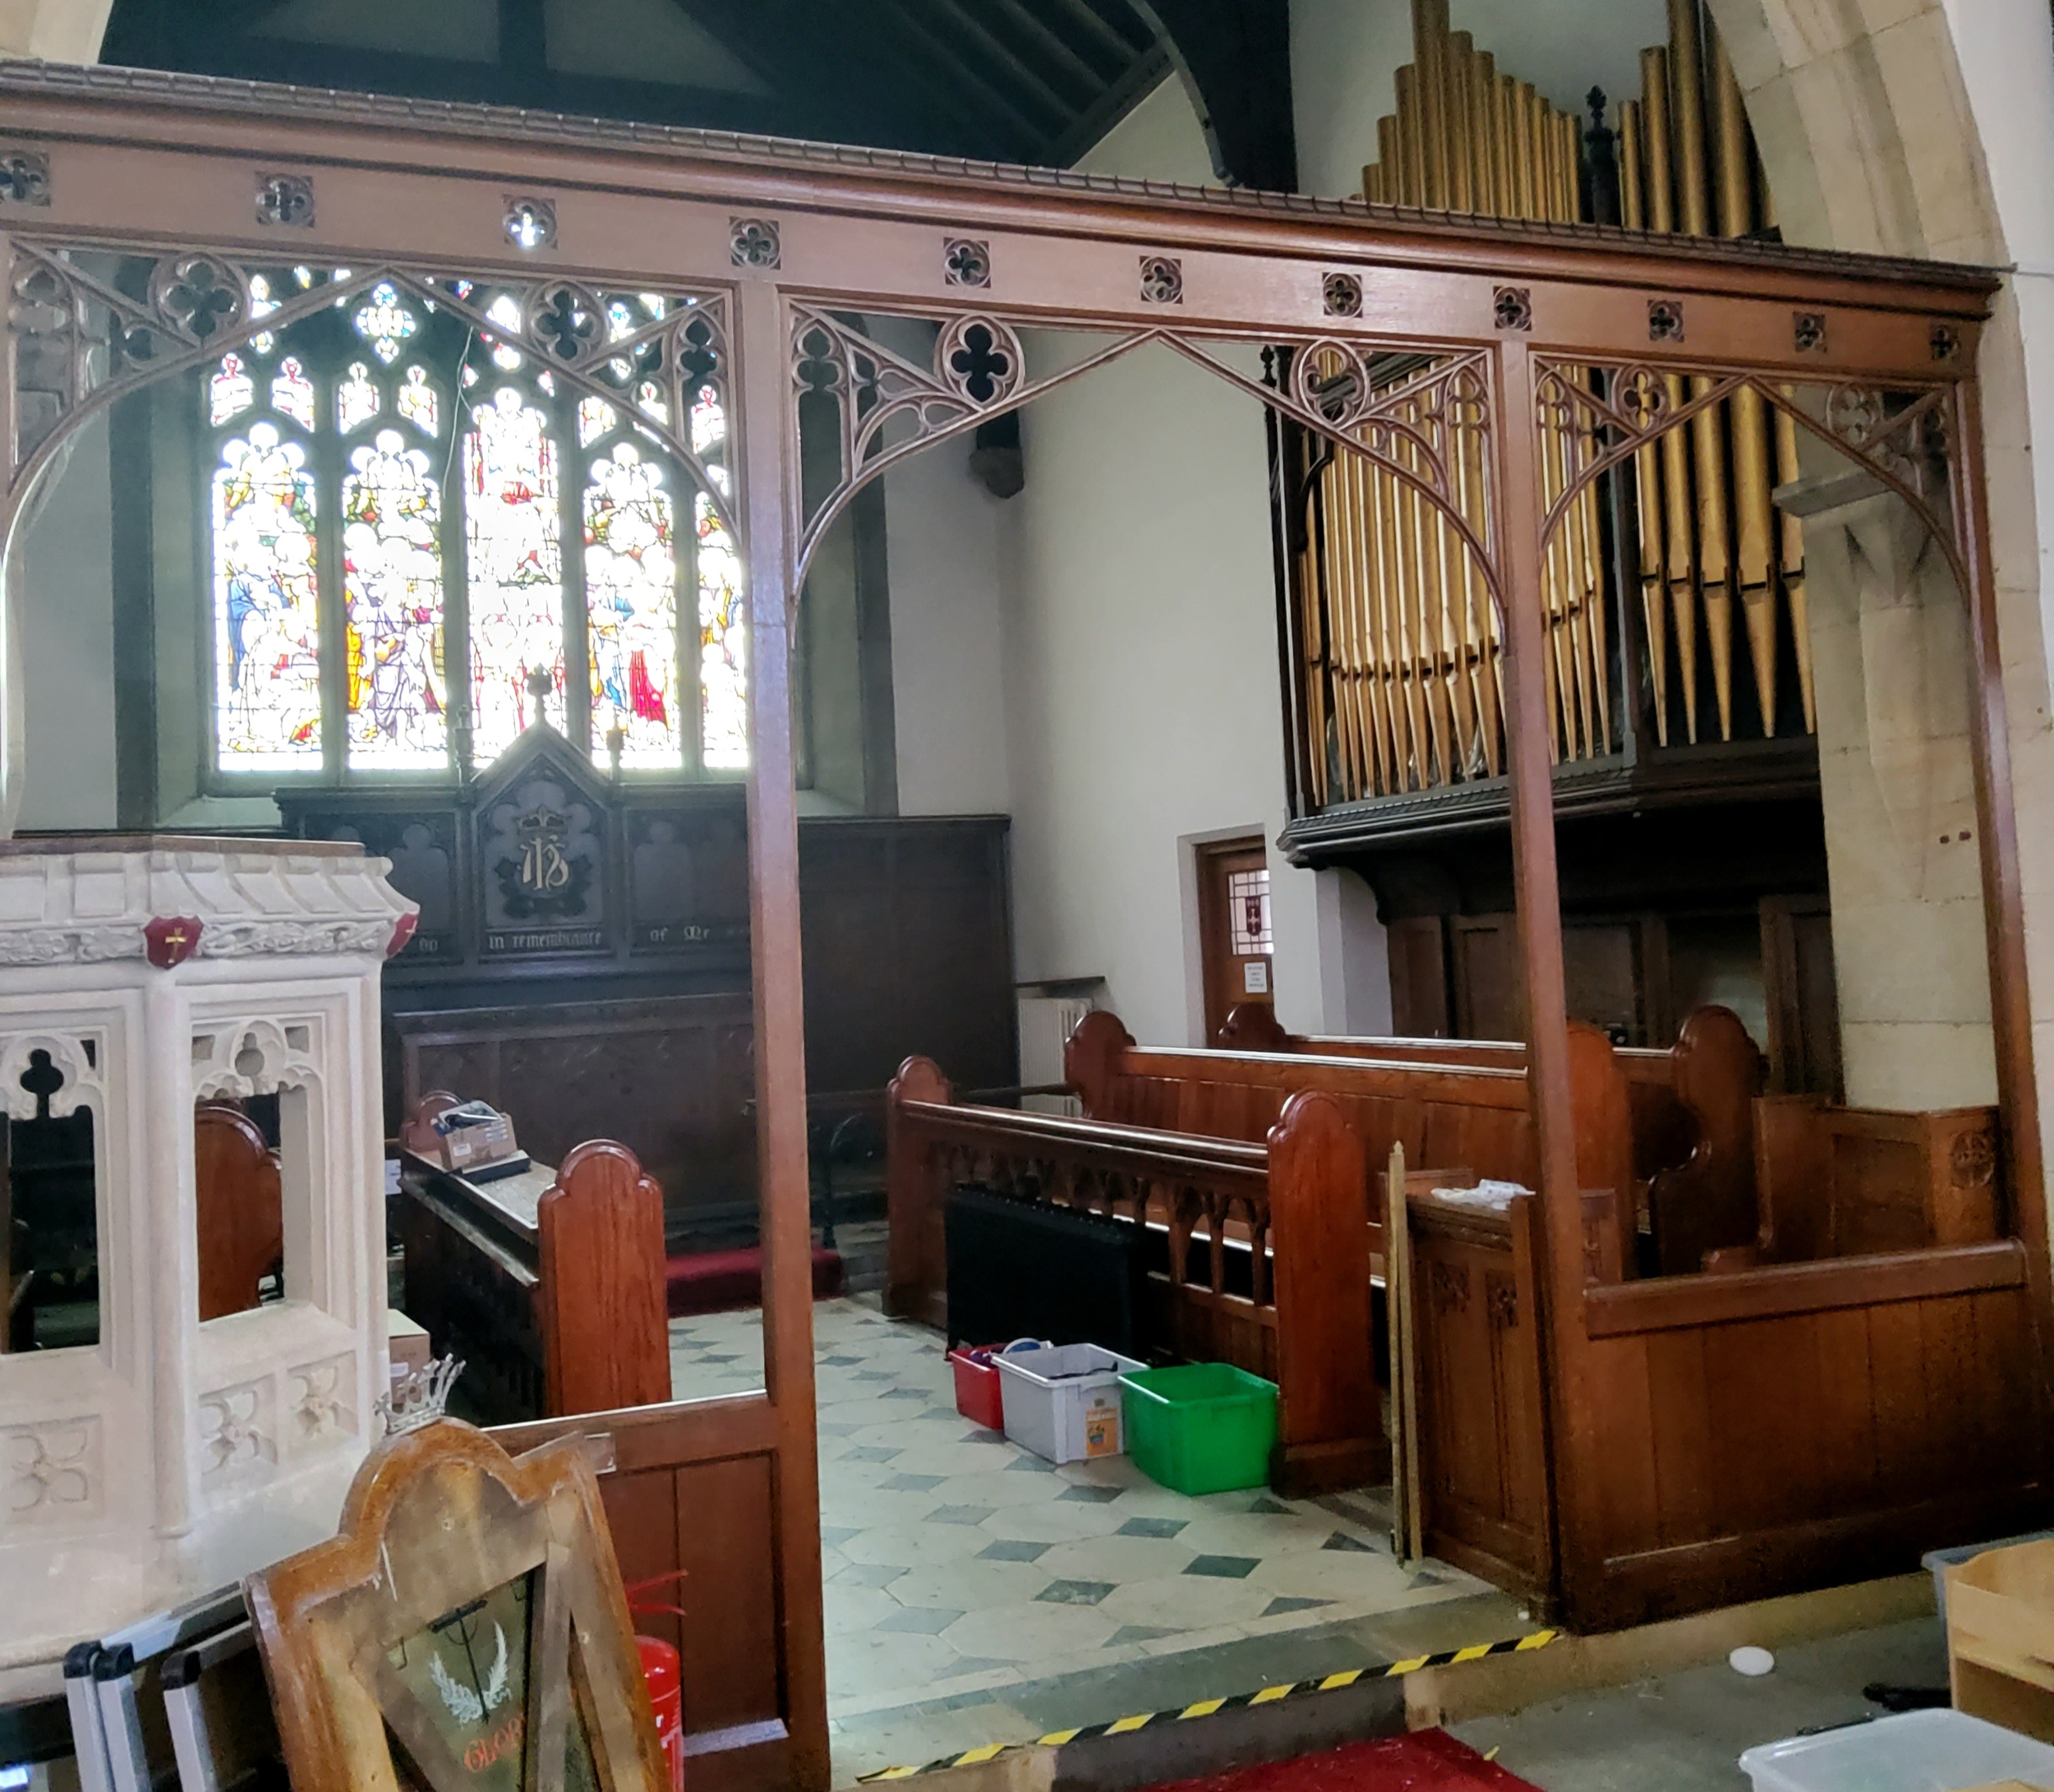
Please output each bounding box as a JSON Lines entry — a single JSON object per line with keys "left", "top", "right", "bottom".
{"left": 948, "top": 1345, "right": 1006, "bottom": 1430}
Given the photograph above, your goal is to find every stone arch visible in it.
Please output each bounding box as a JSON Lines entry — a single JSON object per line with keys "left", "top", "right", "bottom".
{"left": 0, "top": 0, "right": 116, "bottom": 62}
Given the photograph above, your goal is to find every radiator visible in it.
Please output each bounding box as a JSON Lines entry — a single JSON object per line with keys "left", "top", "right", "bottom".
{"left": 944, "top": 1185, "right": 1146, "bottom": 1355}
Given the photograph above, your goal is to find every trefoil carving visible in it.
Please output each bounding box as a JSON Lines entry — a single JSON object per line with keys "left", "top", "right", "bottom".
{"left": 1493, "top": 286, "right": 1532, "bottom": 331}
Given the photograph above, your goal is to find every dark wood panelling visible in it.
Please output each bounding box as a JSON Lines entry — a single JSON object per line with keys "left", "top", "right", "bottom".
{"left": 393, "top": 995, "right": 757, "bottom": 1227}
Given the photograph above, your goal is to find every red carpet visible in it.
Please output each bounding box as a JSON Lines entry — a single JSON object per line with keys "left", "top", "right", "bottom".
{"left": 665, "top": 1245, "right": 843, "bottom": 1316}
{"left": 1144, "top": 1734, "right": 1540, "bottom": 1792}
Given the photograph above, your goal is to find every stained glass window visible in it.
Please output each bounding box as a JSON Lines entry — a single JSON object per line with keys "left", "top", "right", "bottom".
{"left": 397, "top": 366, "right": 439, "bottom": 437}
{"left": 343, "top": 430, "right": 446, "bottom": 768}
{"left": 211, "top": 353, "right": 254, "bottom": 426}
{"left": 270, "top": 357, "right": 315, "bottom": 431}
{"left": 697, "top": 486, "right": 748, "bottom": 768}
{"left": 465, "top": 388, "right": 564, "bottom": 766}
{"left": 577, "top": 396, "right": 617, "bottom": 448}
{"left": 352, "top": 280, "right": 419, "bottom": 364}
{"left": 338, "top": 362, "right": 380, "bottom": 434}
{"left": 585, "top": 445, "right": 678, "bottom": 767}
{"left": 204, "top": 283, "right": 744, "bottom": 781}
{"left": 212, "top": 422, "right": 323, "bottom": 770}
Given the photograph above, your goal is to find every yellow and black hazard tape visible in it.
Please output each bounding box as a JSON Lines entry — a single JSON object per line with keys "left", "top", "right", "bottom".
{"left": 856, "top": 1628, "right": 1558, "bottom": 1780}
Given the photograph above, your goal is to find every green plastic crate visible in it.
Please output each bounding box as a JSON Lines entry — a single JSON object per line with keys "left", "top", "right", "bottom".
{"left": 1119, "top": 1362, "right": 1278, "bottom": 1495}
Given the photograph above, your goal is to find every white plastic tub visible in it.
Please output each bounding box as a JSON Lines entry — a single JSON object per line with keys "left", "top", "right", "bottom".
{"left": 993, "top": 1343, "right": 1144, "bottom": 1464}
{"left": 1739, "top": 1708, "right": 2054, "bottom": 1792}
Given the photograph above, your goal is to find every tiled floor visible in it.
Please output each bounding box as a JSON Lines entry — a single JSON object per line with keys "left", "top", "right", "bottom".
{"left": 665, "top": 1297, "right": 1530, "bottom": 1784}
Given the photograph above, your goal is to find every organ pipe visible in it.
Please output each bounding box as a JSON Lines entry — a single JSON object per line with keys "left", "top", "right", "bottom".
{"left": 1300, "top": 0, "right": 1802, "bottom": 805}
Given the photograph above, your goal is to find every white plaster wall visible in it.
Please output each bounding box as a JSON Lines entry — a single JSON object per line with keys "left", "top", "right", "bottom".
{"left": 993, "top": 81, "right": 1343, "bottom": 1043}
{"left": 13, "top": 417, "right": 117, "bottom": 831}
{"left": 883, "top": 440, "right": 1013, "bottom": 817}
{"left": 1291, "top": 0, "right": 1669, "bottom": 199}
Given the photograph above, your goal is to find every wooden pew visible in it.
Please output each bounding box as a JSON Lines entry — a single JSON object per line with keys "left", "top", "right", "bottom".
{"left": 1070, "top": 1008, "right": 1637, "bottom": 1271}
{"left": 1711, "top": 1095, "right": 2001, "bottom": 1268}
{"left": 195, "top": 1103, "right": 283, "bottom": 1321}
{"left": 391, "top": 1094, "right": 670, "bottom": 1425}
{"left": 1219, "top": 1002, "right": 1766, "bottom": 1275}
{"left": 1401, "top": 1178, "right": 1552, "bottom": 1603}
{"left": 887, "top": 1058, "right": 1382, "bottom": 1496}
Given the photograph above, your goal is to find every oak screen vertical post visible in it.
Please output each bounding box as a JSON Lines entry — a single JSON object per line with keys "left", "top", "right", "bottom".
{"left": 734, "top": 279, "right": 830, "bottom": 1788}
{"left": 1491, "top": 336, "right": 1582, "bottom": 1610}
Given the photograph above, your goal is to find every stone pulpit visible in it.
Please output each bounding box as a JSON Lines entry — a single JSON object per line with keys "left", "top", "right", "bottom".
{"left": 0, "top": 836, "right": 416, "bottom": 1670}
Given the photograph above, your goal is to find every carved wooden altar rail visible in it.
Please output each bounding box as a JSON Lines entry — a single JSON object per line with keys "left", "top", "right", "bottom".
{"left": 886, "top": 1057, "right": 1381, "bottom": 1495}
{"left": 1218, "top": 1001, "right": 1764, "bottom": 1274}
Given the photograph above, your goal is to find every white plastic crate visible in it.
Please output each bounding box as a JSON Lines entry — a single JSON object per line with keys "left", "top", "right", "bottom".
{"left": 1739, "top": 1708, "right": 2054, "bottom": 1792}
{"left": 993, "top": 1343, "right": 1144, "bottom": 1464}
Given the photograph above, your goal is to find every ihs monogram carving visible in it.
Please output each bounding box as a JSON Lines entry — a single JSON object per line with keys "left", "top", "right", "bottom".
{"left": 2, "top": 1417, "right": 101, "bottom": 1521}
{"left": 1950, "top": 1127, "right": 1996, "bottom": 1189}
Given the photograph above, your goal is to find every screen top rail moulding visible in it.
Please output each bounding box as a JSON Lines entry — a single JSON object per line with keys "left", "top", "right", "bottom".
{"left": 0, "top": 60, "right": 1997, "bottom": 382}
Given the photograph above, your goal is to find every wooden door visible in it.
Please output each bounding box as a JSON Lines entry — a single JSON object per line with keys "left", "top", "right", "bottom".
{"left": 1197, "top": 840, "right": 1274, "bottom": 1044}
{"left": 1762, "top": 894, "right": 1844, "bottom": 1099}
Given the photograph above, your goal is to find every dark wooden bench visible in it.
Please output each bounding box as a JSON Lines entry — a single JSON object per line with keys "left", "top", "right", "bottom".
{"left": 887, "top": 1059, "right": 1380, "bottom": 1496}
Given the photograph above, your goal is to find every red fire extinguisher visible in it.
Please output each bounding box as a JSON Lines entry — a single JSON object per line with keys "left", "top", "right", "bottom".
{"left": 638, "top": 1637, "right": 685, "bottom": 1792}
{"left": 629, "top": 1570, "right": 689, "bottom": 1792}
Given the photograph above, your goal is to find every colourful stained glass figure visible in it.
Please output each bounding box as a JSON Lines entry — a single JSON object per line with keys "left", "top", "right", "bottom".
{"left": 577, "top": 396, "right": 617, "bottom": 447}
{"left": 212, "top": 422, "right": 322, "bottom": 770}
{"left": 343, "top": 429, "right": 447, "bottom": 769}
{"left": 696, "top": 491, "right": 748, "bottom": 767}
{"left": 248, "top": 274, "right": 279, "bottom": 321}
{"left": 583, "top": 444, "right": 678, "bottom": 767}
{"left": 634, "top": 380, "right": 669, "bottom": 426}
{"left": 397, "top": 366, "right": 439, "bottom": 436}
{"left": 270, "top": 356, "right": 315, "bottom": 431}
{"left": 211, "top": 352, "right": 254, "bottom": 426}
{"left": 338, "top": 362, "right": 380, "bottom": 434}
{"left": 689, "top": 389, "right": 725, "bottom": 456}
{"left": 464, "top": 389, "right": 563, "bottom": 766}
{"left": 352, "top": 280, "right": 419, "bottom": 364}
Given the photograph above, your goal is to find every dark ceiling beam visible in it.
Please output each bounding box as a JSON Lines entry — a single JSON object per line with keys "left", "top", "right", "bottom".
{"left": 676, "top": 0, "right": 1020, "bottom": 159}
{"left": 1039, "top": 0, "right": 1149, "bottom": 63}
{"left": 983, "top": 0, "right": 1117, "bottom": 97}
{"left": 861, "top": 0, "right": 1057, "bottom": 154}
{"left": 128, "top": 31, "right": 802, "bottom": 136}
{"left": 496, "top": 0, "right": 550, "bottom": 108}
{"left": 900, "top": 0, "right": 1081, "bottom": 123}
{"left": 1046, "top": 38, "right": 1168, "bottom": 167}
{"left": 668, "top": 0, "right": 914, "bottom": 146}
{"left": 1127, "top": 0, "right": 1297, "bottom": 190}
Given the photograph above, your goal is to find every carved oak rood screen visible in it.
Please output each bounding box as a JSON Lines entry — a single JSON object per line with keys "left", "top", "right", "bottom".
{"left": 0, "top": 59, "right": 2038, "bottom": 1776}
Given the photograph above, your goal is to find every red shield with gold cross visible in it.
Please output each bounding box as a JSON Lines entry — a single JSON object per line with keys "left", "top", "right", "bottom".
{"left": 145, "top": 915, "right": 204, "bottom": 970}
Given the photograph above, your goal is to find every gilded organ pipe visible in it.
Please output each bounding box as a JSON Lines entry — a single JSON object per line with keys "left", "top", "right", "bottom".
{"left": 1306, "top": 0, "right": 1798, "bottom": 805}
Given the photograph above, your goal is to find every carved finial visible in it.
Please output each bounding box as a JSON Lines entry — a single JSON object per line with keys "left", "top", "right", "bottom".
{"left": 526, "top": 666, "right": 554, "bottom": 731}
{"left": 606, "top": 720, "right": 626, "bottom": 779}
{"left": 375, "top": 1354, "right": 465, "bottom": 1435}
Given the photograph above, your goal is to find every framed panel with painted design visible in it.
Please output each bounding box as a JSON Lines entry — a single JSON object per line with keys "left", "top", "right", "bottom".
{"left": 244, "top": 1419, "right": 665, "bottom": 1792}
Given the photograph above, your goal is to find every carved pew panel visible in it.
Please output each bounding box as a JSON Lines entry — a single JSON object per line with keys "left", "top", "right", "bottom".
{"left": 885, "top": 1061, "right": 1384, "bottom": 1495}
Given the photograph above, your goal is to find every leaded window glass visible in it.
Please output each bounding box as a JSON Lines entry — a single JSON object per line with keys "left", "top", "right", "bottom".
{"left": 200, "top": 275, "right": 741, "bottom": 781}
